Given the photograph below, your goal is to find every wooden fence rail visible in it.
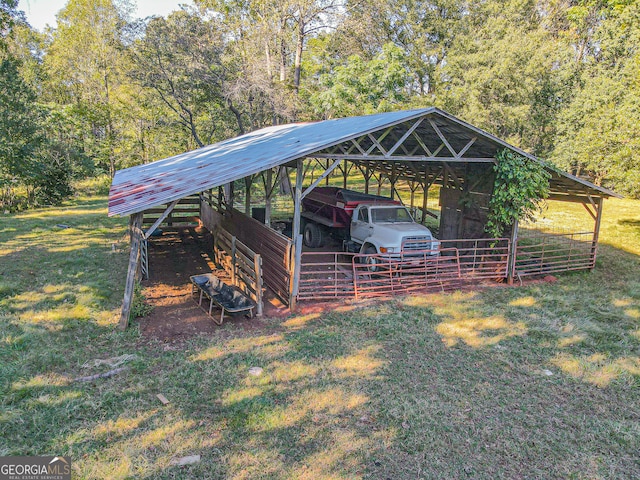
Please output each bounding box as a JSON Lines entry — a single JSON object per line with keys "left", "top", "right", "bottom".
{"left": 213, "top": 226, "right": 264, "bottom": 316}
{"left": 143, "top": 195, "right": 200, "bottom": 227}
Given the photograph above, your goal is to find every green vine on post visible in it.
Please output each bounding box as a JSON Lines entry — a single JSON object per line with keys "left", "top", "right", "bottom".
{"left": 485, "top": 149, "right": 550, "bottom": 238}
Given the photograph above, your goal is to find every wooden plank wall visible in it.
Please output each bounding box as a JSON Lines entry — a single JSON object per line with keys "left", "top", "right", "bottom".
{"left": 143, "top": 195, "right": 200, "bottom": 228}
{"left": 201, "top": 197, "right": 292, "bottom": 305}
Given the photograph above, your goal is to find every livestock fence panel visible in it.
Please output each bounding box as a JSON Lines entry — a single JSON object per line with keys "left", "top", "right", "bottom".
{"left": 516, "top": 229, "right": 594, "bottom": 277}
{"left": 352, "top": 248, "right": 463, "bottom": 299}
{"left": 437, "top": 238, "right": 510, "bottom": 280}
{"left": 297, "top": 238, "right": 511, "bottom": 302}
{"left": 298, "top": 252, "right": 357, "bottom": 300}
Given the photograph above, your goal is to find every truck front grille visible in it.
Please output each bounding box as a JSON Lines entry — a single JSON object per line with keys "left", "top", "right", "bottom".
{"left": 402, "top": 236, "right": 432, "bottom": 251}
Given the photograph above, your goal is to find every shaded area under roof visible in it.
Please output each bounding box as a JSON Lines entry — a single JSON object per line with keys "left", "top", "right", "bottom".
{"left": 108, "top": 108, "right": 619, "bottom": 217}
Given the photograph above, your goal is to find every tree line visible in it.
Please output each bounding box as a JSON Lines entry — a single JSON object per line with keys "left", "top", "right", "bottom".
{"left": 1, "top": 0, "right": 638, "bottom": 210}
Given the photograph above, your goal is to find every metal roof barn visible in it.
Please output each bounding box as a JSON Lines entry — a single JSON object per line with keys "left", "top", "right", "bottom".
{"left": 108, "top": 108, "right": 618, "bottom": 217}
{"left": 110, "top": 108, "right": 620, "bottom": 328}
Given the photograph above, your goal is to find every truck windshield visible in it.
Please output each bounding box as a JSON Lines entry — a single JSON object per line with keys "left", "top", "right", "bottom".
{"left": 370, "top": 207, "right": 413, "bottom": 223}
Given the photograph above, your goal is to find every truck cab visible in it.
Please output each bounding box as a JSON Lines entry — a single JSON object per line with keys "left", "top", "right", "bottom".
{"left": 350, "top": 204, "right": 439, "bottom": 256}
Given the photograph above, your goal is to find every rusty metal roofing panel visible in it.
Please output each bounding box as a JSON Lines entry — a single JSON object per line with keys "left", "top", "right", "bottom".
{"left": 108, "top": 108, "right": 433, "bottom": 216}
{"left": 108, "top": 108, "right": 619, "bottom": 217}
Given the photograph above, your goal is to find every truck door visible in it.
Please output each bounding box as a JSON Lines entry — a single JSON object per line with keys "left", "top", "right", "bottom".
{"left": 350, "top": 206, "right": 372, "bottom": 243}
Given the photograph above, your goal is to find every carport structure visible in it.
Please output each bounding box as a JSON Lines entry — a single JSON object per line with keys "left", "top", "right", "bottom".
{"left": 109, "top": 108, "right": 619, "bottom": 327}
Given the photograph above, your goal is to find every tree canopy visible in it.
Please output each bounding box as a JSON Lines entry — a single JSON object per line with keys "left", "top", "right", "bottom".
{"left": 1, "top": 0, "right": 639, "bottom": 209}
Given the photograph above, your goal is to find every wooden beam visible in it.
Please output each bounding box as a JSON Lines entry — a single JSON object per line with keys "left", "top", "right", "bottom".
{"left": 343, "top": 159, "right": 348, "bottom": 188}
{"left": 411, "top": 131, "right": 433, "bottom": 156}
{"left": 224, "top": 182, "right": 234, "bottom": 212}
{"left": 456, "top": 136, "right": 477, "bottom": 158}
{"left": 582, "top": 202, "right": 597, "bottom": 221}
{"left": 301, "top": 158, "right": 342, "bottom": 200}
{"left": 548, "top": 193, "right": 595, "bottom": 204}
{"left": 364, "top": 126, "right": 394, "bottom": 155}
{"left": 119, "top": 212, "right": 143, "bottom": 330}
{"left": 311, "top": 154, "right": 496, "bottom": 162}
{"left": 386, "top": 118, "right": 424, "bottom": 157}
{"left": 367, "top": 133, "right": 387, "bottom": 156}
{"left": 442, "top": 162, "right": 463, "bottom": 190}
{"left": 429, "top": 119, "right": 457, "bottom": 156}
{"left": 143, "top": 200, "right": 179, "bottom": 240}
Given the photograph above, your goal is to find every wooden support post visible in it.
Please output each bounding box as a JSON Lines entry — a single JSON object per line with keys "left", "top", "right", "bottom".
{"left": 507, "top": 218, "right": 519, "bottom": 285}
{"left": 244, "top": 175, "right": 253, "bottom": 215}
{"left": 325, "top": 160, "right": 330, "bottom": 186}
{"left": 390, "top": 164, "right": 397, "bottom": 200}
{"left": 265, "top": 169, "right": 273, "bottom": 226}
{"left": 254, "top": 254, "right": 263, "bottom": 316}
{"left": 409, "top": 181, "right": 416, "bottom": 209}
{"left": 421, "top": 183, "right": 428, "bottom": 224}
{"left": 224, "top": 182, "right": 234, "bottom": 212}
{"left": 119, "top": 212, "right": 143, "bottom": 330}
{"left": 364, "top": 166, "right": 370, "bottom": 194}
{"left": 343, "top": 159, "right": 348, "bottom": 188}
{"left": 290, "top": 158, "right": 304, "bottom": 310}
{"left": 590, "top": 196, "right": 603, "bottom": 270}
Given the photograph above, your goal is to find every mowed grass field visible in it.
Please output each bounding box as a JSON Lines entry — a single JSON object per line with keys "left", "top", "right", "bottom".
{"left": 0, "top": 191, "right": 639, "bottom": 479}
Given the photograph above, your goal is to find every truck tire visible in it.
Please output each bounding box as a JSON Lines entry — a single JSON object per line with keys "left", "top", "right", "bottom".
{"left": 303, "top": 222, "right": 324, "bottom": 248}
{"left": 363, "top": 244, "right": 381, "bottom": 272}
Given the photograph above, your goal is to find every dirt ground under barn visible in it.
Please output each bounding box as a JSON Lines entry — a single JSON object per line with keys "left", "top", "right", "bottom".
{"left": 137, "top": 226, "right": 290, "bottom": 341}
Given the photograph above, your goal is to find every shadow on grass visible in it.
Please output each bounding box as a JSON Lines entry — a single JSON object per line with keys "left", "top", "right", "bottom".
{"left": 9, "top": 259, "right": 633, "bottom": 479}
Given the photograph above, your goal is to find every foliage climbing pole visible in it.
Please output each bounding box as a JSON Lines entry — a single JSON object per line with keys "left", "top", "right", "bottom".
{"left": 485, "top": 149, "right": 550, "bottom": 238}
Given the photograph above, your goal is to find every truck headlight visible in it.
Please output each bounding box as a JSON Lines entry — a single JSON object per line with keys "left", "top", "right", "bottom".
{"left": 379, "top": 247, "right": 395, "bottom": 253}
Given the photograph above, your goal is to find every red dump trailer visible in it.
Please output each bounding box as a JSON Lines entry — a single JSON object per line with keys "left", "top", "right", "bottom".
{"left": 300, "top": 187, "right": 439, "bottom": 255}
{"left": 301, "top": 186, "right": 399, "bottom": 228}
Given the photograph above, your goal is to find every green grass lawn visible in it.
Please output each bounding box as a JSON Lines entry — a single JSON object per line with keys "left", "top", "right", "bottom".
{"left": 1, "top": 193, "right": 639, "bottom": 479}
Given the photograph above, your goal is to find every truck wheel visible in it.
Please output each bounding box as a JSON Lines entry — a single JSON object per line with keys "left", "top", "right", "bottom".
{"left": 303, "top": 222, "right": 324, "bottom": 248}
{"left": 363, "top": 245, "right": 381, "bottom": 272}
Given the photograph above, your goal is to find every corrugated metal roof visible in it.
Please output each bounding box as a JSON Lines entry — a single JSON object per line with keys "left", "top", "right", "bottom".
{"left": 108, "top": 108, "right": 431, "bottom": 216}
{"left": 108, "top": 108, "right": 619, "bottom": 217}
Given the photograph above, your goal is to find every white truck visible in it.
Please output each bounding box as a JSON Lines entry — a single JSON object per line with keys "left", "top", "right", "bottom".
{"left": 301, "top": 187, "right": 439, "bottom": 263}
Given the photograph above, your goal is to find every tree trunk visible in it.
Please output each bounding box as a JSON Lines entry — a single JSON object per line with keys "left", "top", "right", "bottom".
{"left": 280, "top": 37, "right": 287, "bottom": 82}
{"left": 227, "top": 98, "right": 245, "bottom": 135}
{"left": 265, "top": 42, "right": 272, "bottom": 79}
{"left": 293, "top": 21, "right": 305, "bottom": 94}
